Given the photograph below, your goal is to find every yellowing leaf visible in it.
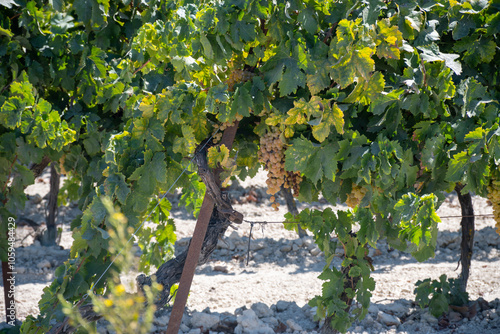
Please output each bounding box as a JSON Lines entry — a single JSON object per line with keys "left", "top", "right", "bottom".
{"left": 139, "top": 95, "right": 156, "bottom": 118}
{"left": 345, "top": 72, "right": 385, "bottom": 105}
{"left": 376, "top": 19, "right": 403, "bottom": 60}
{"left": 331, "top": 103, "right": 344, "bottom": 135}
{"left": 285, "top": 96, "right": 323, "bottom": 125}
{"left": 285, "top": 108, "right": 308, "bottom": 125}
{"left": 330, "top": 47, "right": 375, "bottom": 88}
{"left": 312, "top": 118, "right": 331, "bottom": 142}
{"left": 311, "top": 101, "right": 344, "bottom": 142}
{"left": 207, "top": 144, "right": 230, "bottom": 168}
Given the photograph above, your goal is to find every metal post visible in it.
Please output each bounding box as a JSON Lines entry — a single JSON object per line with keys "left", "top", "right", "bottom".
{"left": 165, "top": 123, "right": 239, "bottom": 334}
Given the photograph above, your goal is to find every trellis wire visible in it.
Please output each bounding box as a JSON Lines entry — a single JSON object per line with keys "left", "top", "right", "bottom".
{"left": 242, "top": 214, "right": 496, "bottom": 265}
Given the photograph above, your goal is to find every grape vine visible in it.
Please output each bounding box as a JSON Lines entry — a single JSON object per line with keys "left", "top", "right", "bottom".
{"left": 0, "top": 0, "right": 499, "bottom": 333}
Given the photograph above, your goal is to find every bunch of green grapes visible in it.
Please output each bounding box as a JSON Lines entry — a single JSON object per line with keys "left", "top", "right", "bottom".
{"left": 258, "top": 129, "right": 286, "bottom": 210}
{"left": 345, "top": 184, "right": 368, "bottom": 208}
{"left": 487, "top": 172, "right": 500, "bottom": 233}
{"left": 226, "top": 69, "right": 254, "bottom": 92}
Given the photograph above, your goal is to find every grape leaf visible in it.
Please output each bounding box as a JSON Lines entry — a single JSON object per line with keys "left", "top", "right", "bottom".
{"left": 279, "top": 62, "right": 306, "bottom": 97}
{"left": 344, "top": 71, "right": 385, "bottom": 105}
{"left": 331, "top": 47, "right": 375, "bottom": 88}
{"left": 298, "top": 7, "right": 318, "bottom": 34}
{"left": 376, "top": 19, "right": 403, "bottom": 60}
{"left": 207, "top": 145, "right": 230, "bottom": 168}
{"left": 230, "top": 83, "right": 253, "bottom": 117}
{"left": 417, "top": 44, "right": 462, "bottom": 75}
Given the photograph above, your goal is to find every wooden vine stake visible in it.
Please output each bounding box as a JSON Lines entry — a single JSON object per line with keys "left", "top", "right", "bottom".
{"left": 165, "top": 123, "right": 239, "bottom": 334}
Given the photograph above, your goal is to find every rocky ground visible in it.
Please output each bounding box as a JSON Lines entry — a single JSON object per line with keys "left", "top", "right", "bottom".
{"left": 1, "top": 169, "right": 500, "bottom": 333}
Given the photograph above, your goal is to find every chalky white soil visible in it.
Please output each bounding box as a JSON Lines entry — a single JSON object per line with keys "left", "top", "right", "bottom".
{"left": 1, "top": 169, "right": 500, "bottom": 334}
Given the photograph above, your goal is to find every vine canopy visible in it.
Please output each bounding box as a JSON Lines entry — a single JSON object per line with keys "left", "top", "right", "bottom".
{"left": 0, "top": 0, "right": 499, "bottom": 332}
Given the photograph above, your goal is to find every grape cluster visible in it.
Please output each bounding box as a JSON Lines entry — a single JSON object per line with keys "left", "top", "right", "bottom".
{"left": 258, "top": 130, "right": 285, "bottom": 210}
{"left": 226, "top": 69, "right": 254, "bottom": 92}
{"left": 258, "top": 129, "right": 302, "bottom": 210}
{"left": 345, "top": 184, "right": 368, "bottom": 208}
{"left": 487, "top": 174, "right": 500, "bottom": 233}
{"left": 285, "top": 171, "right": 302, "bottom": 197}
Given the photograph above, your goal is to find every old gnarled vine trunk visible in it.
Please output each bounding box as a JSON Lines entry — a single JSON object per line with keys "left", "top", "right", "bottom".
{"left": 455, "top": 184, "right": 475, "bottom": 293}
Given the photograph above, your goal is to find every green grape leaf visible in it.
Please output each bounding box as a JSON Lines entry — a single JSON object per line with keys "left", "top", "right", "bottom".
{"left": 417, "top": 44, "right": 462, "bottom": 75}
{"left": 298, "top": 7, "right": 318, "bottom": 34}
{"left": 429, "top": 293, "right": 449, "bottom": 317}
{"left": 456, "top": 78, "right": 491, "bottom": 118}
{"left": 199, "top": 33, "right": 214, "bottom": 59}
{"left": 306, "top": 59, "right": 331, "bottom": 95}
{"left": 230, "top": 83, "right": 253, "bottom": 117}
{"left": 279, "top": 62, "right": 306, "bottom": 97}
{"left": 88, "top": 46, "right": 107, "bottom": 78}
{"left": 104, "top": 173, "right": 131, "bottom": 205}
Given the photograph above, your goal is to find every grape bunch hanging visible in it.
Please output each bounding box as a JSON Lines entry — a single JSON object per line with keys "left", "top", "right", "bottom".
{"left": 258, "top": 129, "right": 302, "bottom": 210}
{"left": 226, "top": 69, "right": 254, "bottom": 92}
{"left": 487, "top": 171, "right": 500, "bottom": 234}
{"left": 345, "top": 184, "right": 368, "bottom": 208}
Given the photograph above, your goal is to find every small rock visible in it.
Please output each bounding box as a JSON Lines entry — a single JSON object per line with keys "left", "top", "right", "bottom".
{"left": 478, "top": 297, "right": 490, "bottom": 311}
{"left": 485, "top": 233, "right": 500, "bottom": 246}
{"left": 368, "top": 304, "right": 380, "bottom": 314}
{"left": 214, "top": 265, "right": 229, "bottom": 273}
{"left": 293, "top": 238, "right": 304, "bottom": 247}
{"left": 276, "top": 301, "right": 292, "bottom": 312}
{"left": 154, "top": 315, "right": 170, "bottom": 326}
{"left": 253, "top": 254, "right": 264, "bottom": 262}
{"left": 251, "top": 302, "right": 274, "bottom": 318}
{"left": 229, "top": 231, "right": 240, "bottom": 240}
{"left": 390, "top": 250, "right": 400, "bottom": 259}
{"left": 235, "top": 306, "right": 248, "bottom": 315}
{"left": 235, "top": 309, "right": 274, "bottom": 334}
{"left": 179, "top": 324, "right": 190, "bottom": 332}
{"left": 377, "top": 311, "right": 401, "bottom": 327}
{"left": 302, "top": 236, "right": 313, "bottom": 247}
{"left": 292, "top": 244, "right": 299, "bottom": 251}
{"left": 250, "top": 240, "right": 265, "bottom": 251}
{"left": 217, "top": 239, "right": 235, "bottom": 250}
{"left": 177, "top": 238, "right": 189, "bottom": 247}
{"left": 421, "top": 312, "right": 438, "bottom": 324}
{"left": 363, "top": 314, "right": 374, "bottom": 326}
{"left": 280, "top": 244, "right": 292, "bottom": 252}
{"left": 30, "top": 194, "right": 43, "bottom": 204}
{"left": 448, "top": 311, "right": 462, "bottom": 322}
{"left": 187, "top": 329, "right": 201, "bottom": 334}
{"left": 37, "top": 259, "right": 51, "bottom": 269}
{"left": 309, "top": 247, "right": 321, "bottom": 256}
{"left": 286, "top": 319, "right": 303, "bottom": 331}
{"left": 379, "top": 301, "right": 409, "bottom": 317}
{"left": 261, "top": 317, "right": 278, "bottom": 327}
{"left": 190, "top": 312, "right": 220, "bottom": 330}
